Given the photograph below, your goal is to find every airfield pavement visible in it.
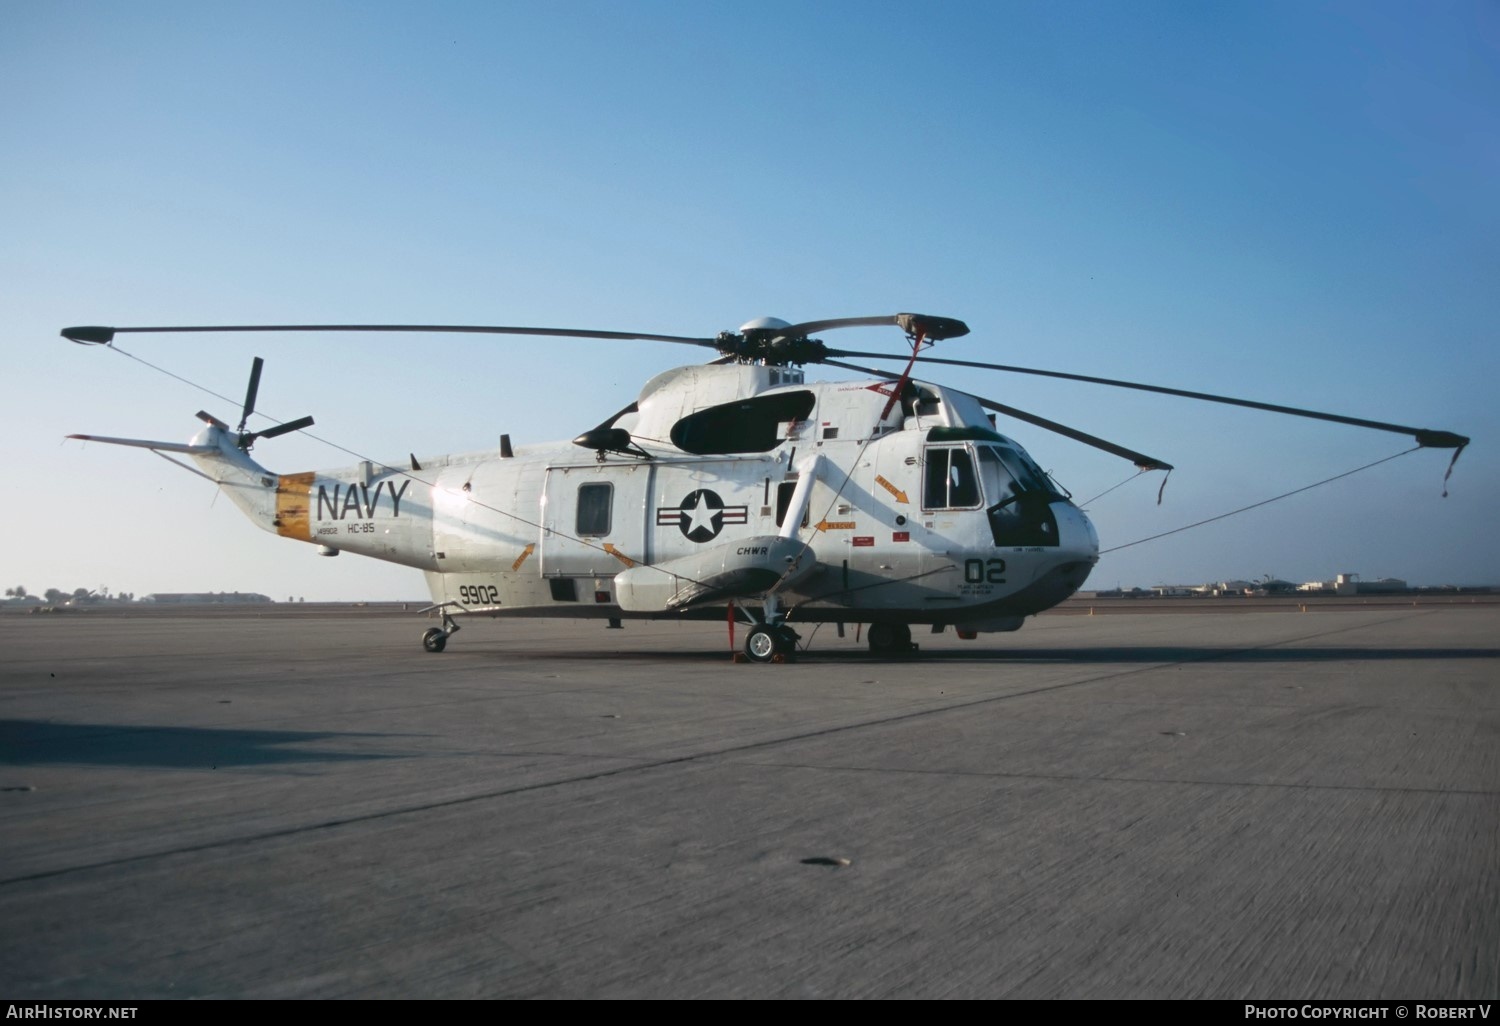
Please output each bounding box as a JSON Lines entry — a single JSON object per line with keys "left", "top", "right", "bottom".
{"left": 0, "top": 602, "right": 1496, "bottom": 999}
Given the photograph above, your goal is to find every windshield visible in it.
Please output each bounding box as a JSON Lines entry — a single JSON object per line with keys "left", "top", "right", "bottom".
{"left": 983, "top": 445, "right": 1064, "bottom": 500}
{"left": 979, "top": 444, "right": 1064, "bottom": 546}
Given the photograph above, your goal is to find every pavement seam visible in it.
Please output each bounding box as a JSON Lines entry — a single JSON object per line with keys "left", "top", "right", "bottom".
{"left": 726, "top": 760, "right": 1500, "bottom": 798}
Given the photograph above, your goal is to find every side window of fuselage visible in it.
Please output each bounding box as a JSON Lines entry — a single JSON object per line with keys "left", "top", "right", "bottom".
{"left": 923, "top": 446, "right": 981, "bottom": 510}
{"left": 576, "top": 482, "right": 613, "bottom": 536}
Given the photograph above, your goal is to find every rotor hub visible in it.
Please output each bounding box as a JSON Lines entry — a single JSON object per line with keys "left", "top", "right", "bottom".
{"left": 717, "top": 316, "right": 829, "bottom": 366}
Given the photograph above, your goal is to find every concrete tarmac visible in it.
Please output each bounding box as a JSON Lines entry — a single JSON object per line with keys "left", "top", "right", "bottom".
{"left": 1, "top": 606, "right": 1496, "bottom": 998}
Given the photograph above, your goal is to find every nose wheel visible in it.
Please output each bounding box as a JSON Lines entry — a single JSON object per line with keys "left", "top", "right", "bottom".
{"left": 745, "top": 623, "right": 799, "bottom": 663}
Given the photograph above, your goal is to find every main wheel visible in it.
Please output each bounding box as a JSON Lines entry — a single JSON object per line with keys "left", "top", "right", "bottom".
{"left": 867, "top": 622, "right": 912, "bottom": 655}
{"left": 745, "top": 625, "right": 779, "bottom": 663}
{"left": 422, "top": 627, "right": 448, "bottom": 653}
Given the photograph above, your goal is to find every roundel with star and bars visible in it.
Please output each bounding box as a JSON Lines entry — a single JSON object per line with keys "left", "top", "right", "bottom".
{"left": 655, "top": 489, "right": 749, "bottom": 543}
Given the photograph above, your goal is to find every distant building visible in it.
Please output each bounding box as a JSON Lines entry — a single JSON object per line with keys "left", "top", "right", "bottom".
{"left": 1296, "top": 573, "right": 1407, "bottom": 596}
{"left": 1202, "top": 580, "right": 1253, "bottom": 596}
{"left": 143, "top": 592, "right": 273, "bottom": 604}
{"left": 1087, "top": 573, "right": 1438, "bottom": 600}
{"left": 1298, "top": 573, "right": 1354, "bottom": 594}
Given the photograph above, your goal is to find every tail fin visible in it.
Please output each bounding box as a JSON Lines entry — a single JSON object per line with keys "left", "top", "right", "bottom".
{"left": 69, "top": 425, "right": 289, "bottom": 536}
{"left": 65, "top": 434, "right": 214, "bottom": 455}
{"left": 67, "top": 356, "right": 317, "bottom": 539}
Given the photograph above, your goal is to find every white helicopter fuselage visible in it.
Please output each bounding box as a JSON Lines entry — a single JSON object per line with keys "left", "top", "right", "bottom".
{"left": 66, "top": 309, "right": 1470, "bottom": 655}
{"left": 192, "top": 363, "right": 1099, "bottom": 635}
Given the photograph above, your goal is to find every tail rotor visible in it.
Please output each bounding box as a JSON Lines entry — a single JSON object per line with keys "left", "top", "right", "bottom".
{"left": 198, "top": 357, "right": 314, "bottom": 450}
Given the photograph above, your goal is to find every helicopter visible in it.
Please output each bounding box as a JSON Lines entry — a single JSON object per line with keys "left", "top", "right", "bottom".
{"left": 61, "top": 314, "right": 1469, "bottom": 662}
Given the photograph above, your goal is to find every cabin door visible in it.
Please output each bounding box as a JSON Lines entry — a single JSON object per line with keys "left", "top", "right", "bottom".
{"left": 540, "top": 463, "right": 654, "bottom": 578}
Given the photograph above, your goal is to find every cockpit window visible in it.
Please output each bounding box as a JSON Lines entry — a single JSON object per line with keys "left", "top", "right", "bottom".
{"left": 923, "top": 447, "right": 981, "bottom": 510}
{"left": 980, "top": 445, "right": 1063, "bottom": 501}
{"left": 926, "top": 443, "right": 1064, "bottom": 517}
{"left": 993, "top": 445, "right": 1059, "bottom": 496}
{"left": 980, "top": 445, "right": 1061, "bottom": 546}
{"left": 978, "top": 447, "right": 1016, "bottom": 507}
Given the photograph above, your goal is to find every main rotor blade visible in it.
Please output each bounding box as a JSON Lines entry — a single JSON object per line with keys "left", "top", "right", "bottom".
{"left": 832, "top": 350, "right": 1469, "bottom": 449}
{"left": 239, "top": 356, "right": 264, "bottom": 434}
{"left": 824, "top": 359, "right": 1171, "bottom": 471}
{"left": 969, "top": 394, "right": 1173, "bottom": 472}
{"left": 784, "top": 313, "right": 970, "bottom": 341}
{"left": 61, "top": 323, "right": 718, "bottom": 348}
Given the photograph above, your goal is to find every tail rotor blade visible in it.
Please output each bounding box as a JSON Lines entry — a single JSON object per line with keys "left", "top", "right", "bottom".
{"left": 238, "top": 357, "right": 264, "bottom": 434}
{"left": 252, "top": 415, "right": 315, "bottom": 441}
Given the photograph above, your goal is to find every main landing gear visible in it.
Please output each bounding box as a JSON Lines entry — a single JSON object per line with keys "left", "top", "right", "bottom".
{"left": 866, "top": 622, "right": 916, "bottom": 656}
{"left": 420, "top": 607, "right": 462, "bottom": 653}
{"left": 744, "top": 623, "right": 800, "bottom": 663}
{"left": 738, "top": 594, "right": 800, "bottom": 663}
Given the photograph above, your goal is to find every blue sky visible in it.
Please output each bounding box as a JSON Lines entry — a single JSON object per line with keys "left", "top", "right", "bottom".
{"left": 3, "top": 0, "right": 1496, "bottom": 600}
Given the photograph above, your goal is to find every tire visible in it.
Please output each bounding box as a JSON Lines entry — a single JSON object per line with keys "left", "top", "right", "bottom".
{"left": 745, "top": 626, "right": 779, "bottom": 663}
{"left": 422, "top": 627, "right": 448, "bottom": 653}
{"left": 867, "top": 622, "right": 912, "bottom": 654}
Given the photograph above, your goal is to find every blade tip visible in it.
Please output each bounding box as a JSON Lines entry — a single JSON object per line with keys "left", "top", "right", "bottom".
{"left": 1415, "top": 430, "right": 1469, "bottom": 449}
{"left": 895, "top": 313, "right": 970, "bottom": 341}
{"left": 62, "top": 326, "right": 115, "bottom": 345}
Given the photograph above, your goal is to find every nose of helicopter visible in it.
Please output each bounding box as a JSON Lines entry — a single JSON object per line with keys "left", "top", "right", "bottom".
{"left": 987, "top": 501, "right": 1099, "bottom": 616}
{"left": 1054, "top": 501, "right": 1101, "bottom": 563}
{"left": 1010, "top": 501, "right": 1099, "bottom": 610}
